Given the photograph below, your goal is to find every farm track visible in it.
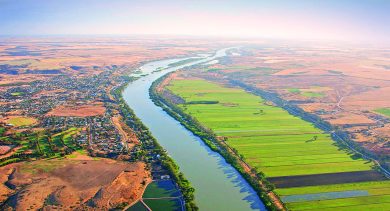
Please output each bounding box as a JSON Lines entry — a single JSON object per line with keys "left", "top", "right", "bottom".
{"left": 122, "top": 180, "right": 152, "bottom": 211}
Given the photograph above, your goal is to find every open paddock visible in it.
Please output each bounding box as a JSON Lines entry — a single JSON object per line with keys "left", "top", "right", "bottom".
{"left": 46, "top": 104, "right": 106, "bottom": 117}
{"left": 3, "top": 116, "right": 37, "bottom": 127}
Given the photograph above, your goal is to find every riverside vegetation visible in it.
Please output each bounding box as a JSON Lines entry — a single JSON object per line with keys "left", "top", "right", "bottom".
{"left": 112, "top": 78, "right": 198, "bottom": 211}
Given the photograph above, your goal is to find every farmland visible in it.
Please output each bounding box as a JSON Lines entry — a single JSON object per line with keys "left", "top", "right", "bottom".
{"left": 164, "top": 78, "right": 389, "bottom": 210}
{"left": 376, "top": 108, "right": 390, "bottom": 117}
{"left": 129, "top": 180, "right": 183, "bottom": 211}
{"left": 287, "top": 87, "right": 327, "bottom": 98}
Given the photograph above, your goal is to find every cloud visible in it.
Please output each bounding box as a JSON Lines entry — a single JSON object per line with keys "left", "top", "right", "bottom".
{"left": 0, "top": 0, "right": 388, "bottom": 44}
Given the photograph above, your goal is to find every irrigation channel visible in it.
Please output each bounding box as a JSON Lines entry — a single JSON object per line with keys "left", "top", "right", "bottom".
{"left": 123, "top": 48, "right": 266, "bottom": 210}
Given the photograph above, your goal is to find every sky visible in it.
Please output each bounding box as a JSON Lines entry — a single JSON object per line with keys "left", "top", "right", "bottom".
{"left": 0, "top": 0, "right": 389, "bottom": 43}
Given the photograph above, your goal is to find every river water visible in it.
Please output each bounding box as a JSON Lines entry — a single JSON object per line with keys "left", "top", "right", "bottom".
{"left": 123, "top": 49, "right": 265, "bottom": 211}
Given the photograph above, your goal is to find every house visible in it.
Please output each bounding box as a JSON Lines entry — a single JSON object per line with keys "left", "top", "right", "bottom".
{"left": 161, "top": 175, "right": 170, "bottom": 180}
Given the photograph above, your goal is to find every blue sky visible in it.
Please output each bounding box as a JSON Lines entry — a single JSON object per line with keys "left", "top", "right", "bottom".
{"left": 0, "top": 0, "right": 389, "bottom": 43}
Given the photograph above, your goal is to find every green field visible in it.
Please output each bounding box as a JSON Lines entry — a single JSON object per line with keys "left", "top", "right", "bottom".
{"left": 288, "top": 88, "right": 301, "bottom": 93}
{"left": 375, "top": 108, "right": 390, "bottom": 117}
{"left": 143, "top": 199, "right": 181, "bottom": 211}
{"left": 61, "top": 127, "right": 81, "bottom": 148}
{"left": 287, "top": 88, "right": 325, "bottom": 98}
{"left": 302, "top": 91, "right": 325, "bottom": 98}
{"left": 136, "top": 180, "right": 182, "bottom": 211}
{"left": 6, "top": 116, "right": 37, "bottom": 127}
{"left": 10, "top": 92, "right": 23, "bottom": 96}
{"left": 127, "top": 201, "right": 148, "bottom": 211}
{"left": 166, "top": 79, "right": 388, "bottom": 210}
{"left": 276, "top": 181, "right": 390, "bottom": 196}
{"left": 143, "top": 180, "right": 181, "bottom": 198}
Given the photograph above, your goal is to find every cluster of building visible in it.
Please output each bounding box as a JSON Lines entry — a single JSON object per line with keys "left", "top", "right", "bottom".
{"left": 88, "top": 115, "right": 125, "bottom": 157}
{"left": 0, "top": 65, "right": 134, "bottom": 159}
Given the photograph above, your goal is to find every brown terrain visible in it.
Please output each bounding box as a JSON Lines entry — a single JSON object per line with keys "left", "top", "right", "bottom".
{"left": 46, "top": 104, "right": 106, "bottom": 117}
{"left": 0, "top": 146, "right": 12, "bottom": 155}
{"left": 0, "top": 152, "right": 150, "bottom": 210}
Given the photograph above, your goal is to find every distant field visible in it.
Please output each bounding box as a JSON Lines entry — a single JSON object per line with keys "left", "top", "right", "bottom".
{"left": 288, "top": 88, "right": 301, "bottom": 93}
{"left": 375, "top": 108, "right": 390, "bottom": 117}
{"left": 302, "top": 91, "right": 324, "bottom": 98}
{"left": 166, "top": 78, "right": 388, "bottom": 210}
{"left": 287, "top": 87, "right": 325, "bottom": 98}
{"left": 6, "top": 116, "right": 37, "bottom": 127}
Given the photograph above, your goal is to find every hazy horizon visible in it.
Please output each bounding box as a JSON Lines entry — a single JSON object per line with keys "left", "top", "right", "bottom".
{"left": 1, "top": 0, "right": 389, "bottom": 44}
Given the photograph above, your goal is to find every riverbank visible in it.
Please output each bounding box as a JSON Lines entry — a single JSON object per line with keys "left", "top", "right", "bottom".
{"left": 113, "top": 81, "right": 198, "bottom": 210}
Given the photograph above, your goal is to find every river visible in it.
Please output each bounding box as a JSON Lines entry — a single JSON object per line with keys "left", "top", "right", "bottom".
{"left": 122, "top": 48, "right": 265, "bottom": 211}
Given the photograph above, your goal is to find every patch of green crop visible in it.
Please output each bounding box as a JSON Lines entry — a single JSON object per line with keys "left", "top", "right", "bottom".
{"left": 286, "top": 194, "right": 390, "bottom": 210}
{"left": 375, "top": 108, "right": 390, "bottom": 117}
{"left": 276, "top": 181, "right": 390, "bottom": 196}
{"left": 10, "top": 92, "right": 23, "bottom": 96}
{"left": 288, "top": 88, "right": 301, "bottom": 93}
{"left": 143, "top": 199, "right": 181, "bottom": 211}
{"left": 302, "top": 91, "right": 325, "bottom": 98}
{"left": 143, "top": 180, "right": 180, "bottom": 198}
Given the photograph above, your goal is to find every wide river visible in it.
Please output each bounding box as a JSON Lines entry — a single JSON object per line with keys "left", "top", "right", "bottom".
{"left": 123, "top": 48, "right": 266, "bottom": 210}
